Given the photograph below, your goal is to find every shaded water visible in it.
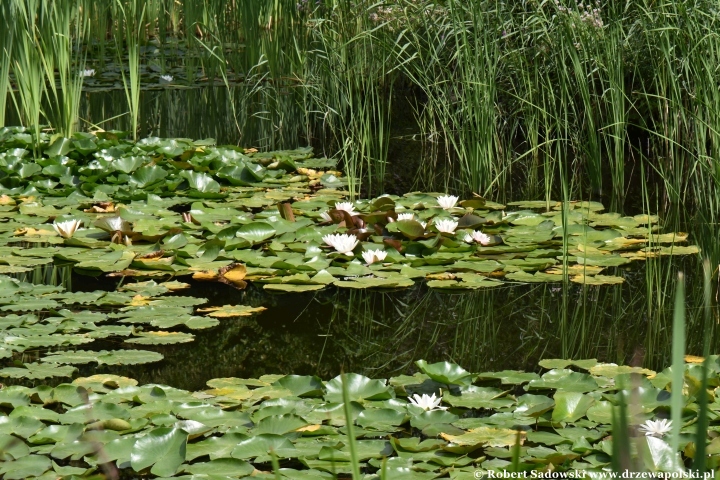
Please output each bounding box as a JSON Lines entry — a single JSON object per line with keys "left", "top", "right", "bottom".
{"left": 5, "top": 86, "right": 718, "bottom": 389}
{"left": 56, "top": 254, "right": 703, "bottom": 392}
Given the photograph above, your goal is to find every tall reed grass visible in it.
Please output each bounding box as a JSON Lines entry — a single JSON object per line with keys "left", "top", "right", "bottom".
{"left": 3, "top": 0, "right": 720, "bottom": 230}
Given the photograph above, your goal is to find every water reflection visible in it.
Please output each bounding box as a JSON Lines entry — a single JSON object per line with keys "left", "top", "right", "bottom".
{"left": 83, "top": 253, "right": 712, "bottom": 392}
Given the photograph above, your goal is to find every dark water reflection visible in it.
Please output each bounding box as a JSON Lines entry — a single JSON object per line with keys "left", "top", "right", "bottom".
{"left": 66, "top": 253, "right": 711, "bottom": 392}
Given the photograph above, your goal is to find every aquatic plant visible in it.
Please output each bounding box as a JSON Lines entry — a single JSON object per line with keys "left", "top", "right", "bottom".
{"left": 0, "top": 356, "right": 716, "bottom": 478}
{"left": 638, "top": 418, "right": 672, "bottom": 438}
{"left": 436, "top": 195, "right": 459, "bottom": 210}
{"left": 334, "top": 201, "right": 359, "bottom": 216}
{"left": 113, "top": 0, "right": 145, "bottom": 140}
{"left": 407, "top": 392, "right": 447, "bottom": 411}
{"left": 466, "top": 230, "right": 492, "bottom": 245}
{"left": 52, "top": 219, "right": 82, "bottom": 239}
{"left": 361, "top": 249, "right": 387, "bottom": 265}
{"left": 323, "top": 233, "right": 360, "bottom": 254}
{"left": 0, "top": 132, "right": 700, "bottom": 292}
{"left": 434, "top": 218, "right": 458, "bottom": 234}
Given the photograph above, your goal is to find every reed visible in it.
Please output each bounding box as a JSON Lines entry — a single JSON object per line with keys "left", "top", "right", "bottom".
{"left": 0, "top": 1, "right": 13, "bottom": 128}
{"left": 113, "top": 0, "right": 145, "bottom": 140}
{"left": 2, "top": 0, "right": 720, "bottom": 221}
{"left": 8, "top": 0, "right": 46, "bottom": 144}
{"left": 39, "top": 0, "right": 89, "bottom": 136}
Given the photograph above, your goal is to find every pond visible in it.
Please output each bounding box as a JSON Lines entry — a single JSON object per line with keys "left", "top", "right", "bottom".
{"left": 0, "top": 121, "right": 710, "bottom": 477}
{"left": 1, "top": 85, "right": 711, "bottom": 392}
{"left": 2, "top": 3, "right": 719, "bottom": 474}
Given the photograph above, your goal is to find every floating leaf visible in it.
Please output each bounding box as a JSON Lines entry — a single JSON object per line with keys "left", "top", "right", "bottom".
{"left": 325, "top": 373, "right": 394, "bottom": 402}
{"left": 125, "top": 331, "right": 194, "bottom": 345}
{"left": 130, "top": 427, "right": 188, "bottom": 477}
{"left": 551, "top": 392, "right": 595, "bottom": 423}
{"left": 237, "top": 222, "right": 276, "bottom": 244}
{"left": 415, "top": 360, "right": 473, "bottom": 386}
{"left": 440, "top": 427, "right": 523, "bottom": 448}
{"left": 184, "top": 458, "right": 254, "bottom": 476}
{"left": 527, "top": 369, "right": 599, "bottom": 393}
{"left": 0, "top": 454, "right": 52, "bottom": 479}
{"left": 181, "top": 171, "right": 221, "bottom": 193}
{"left": 0, "top": 363, "right": 77, "bottom": 379}
{"left": 197, "top": 304, "right": 267, "bottom": 317}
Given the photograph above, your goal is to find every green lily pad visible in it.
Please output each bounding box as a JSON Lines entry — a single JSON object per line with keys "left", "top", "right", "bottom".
{"left": 325, "top": 373, "right": 395, "bottom": 402}
{"left": 130, "top": 427, "right": 188, "bottom": 477}
{"left": 415, "top": 360, "right": 473, "bottom": 386}
{"left": 0, "top": 363, "right": 77, "bottom": 379}
{"left": 526, "top": 369, "right": 599, "bottom": 393}
{"left": 551, "top": 392, "right": 595, "bottom": 423}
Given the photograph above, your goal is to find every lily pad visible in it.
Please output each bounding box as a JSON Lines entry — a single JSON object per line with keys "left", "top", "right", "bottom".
{"left": 415, "top": 360, "right": 473, "bottom": 386}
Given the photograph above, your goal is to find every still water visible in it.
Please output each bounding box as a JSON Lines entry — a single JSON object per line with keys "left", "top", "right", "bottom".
{"left": 63, "top": 254, "right": 705, "bottom": 392}
{"left": 4, "top": 86, "right": 717, "bottom": 389}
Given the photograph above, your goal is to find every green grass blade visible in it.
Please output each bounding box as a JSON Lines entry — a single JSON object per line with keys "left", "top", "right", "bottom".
{"left": 670, "top": 272, "right": 685, "bottom": 453}
{"left": 341, "top": 371, "right": 362, "bottom": 479}
{"left": 692, "top": 260, "right": 713, "bottom": 473}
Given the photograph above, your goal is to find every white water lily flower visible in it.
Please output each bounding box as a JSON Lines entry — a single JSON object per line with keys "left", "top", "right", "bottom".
{"left": 53, "top": 219, "right": 82, "bottom": 239}
{"left": 419, "top": 220, "right": 427, "bottom": 229}
{"left": 80, "top": 69, "right": 95, "bottom": 77}
{"left": 160, "top": 74, "right": 174, "bottom": 82}
{"left": 334, "top": 201, "right": 358, "bottom": 216}
{"left": 437, "top": 195, "right": 459, "bottom": 209}
{"left": 638, "top": 419, "right": 672, "bottom": 438}
{"left": 361, "top": 249, "right": 387, "bottom": 265}
{"left": 435, "top": 218, "right": 458, "bottom": 233}
{"left": 470, "top": 230, "right": 492, "bottom": 245}
{"left": 104, "top": 216, "right": 127, "bottom": 232}
{"left": 397, "top": 213, "right": 415, "bottom": 221}
{"left": 408, "top": 393, "right": 447, "bottom": 411}
{"left": 322, "top": 233, "right": 359, "bottom": 254}
{"left": 319, "top": 211, "right": 332, "bottom": 222}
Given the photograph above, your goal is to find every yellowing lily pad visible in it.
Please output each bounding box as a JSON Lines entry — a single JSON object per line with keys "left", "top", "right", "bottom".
{"left": 197, "top": 304, "right": 267, "bottom": 317}
{"left": 440, "top": 427, "right": 524, "bottom": 448}
{"left": 263, "top": 284, "right": 325, "bottom": 292}
{"left": 588, "top": 364, "right": 655, "bottom": 377}
{"left": 125, "top": 331, "right": 195, "bottom": 345}
{"left": 570, "top": 274, "right": 624, "bottom": 285}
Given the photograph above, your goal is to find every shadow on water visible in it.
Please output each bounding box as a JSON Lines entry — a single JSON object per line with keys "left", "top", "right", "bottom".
{"left": 56, "top": 253, "right": 707, "bottom": 392}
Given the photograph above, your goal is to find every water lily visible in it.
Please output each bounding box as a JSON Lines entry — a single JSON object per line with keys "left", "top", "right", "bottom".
{"left": 160, "top": 74, "right": 174, "bottom": 82}
{"left": 469, "top": 230, "right": 492, "bottom": 245}
{"left": 361, "top": 249, "right": 387, "bottom": 265}
{"left": 397, "top": 213, "right": 415, "bottom": 221}
{"left": 434, "top": 218, "right": 458, "bottom": 233}
{"left": 53, "top": 219, "right": 82, "bottom": 239}
{"left": 437, "top": 195, "right": 459, "bottom": 209}
{"left": 80, "top": 68, "right": 95, "bottom": 77}
{"left": 319, "top": 211, "right": 333, "bottom": 222}
{"left": 638, "top": 419, "right": 672, "bottom": 438}
{"left": 102, "top": 216, "right": 129, "bottom": 232}
{"left": 322, "top": 233, "right": 359, "bottom": 254}
{"left": 408, "top": 393, "right": 447, "bottom": 411}
{"left": 334, "top": 201, "right": 358, "bottom": 216}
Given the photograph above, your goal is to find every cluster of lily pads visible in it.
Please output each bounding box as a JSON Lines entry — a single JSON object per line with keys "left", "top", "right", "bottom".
{"left": 0, "top": 128, "right": 699, "bottom": 292}
{"left": 0, "top": 275, "right": 266, "bottom": 378}
{"left": 0, "top": 357, "right": 714, "bottom": 479}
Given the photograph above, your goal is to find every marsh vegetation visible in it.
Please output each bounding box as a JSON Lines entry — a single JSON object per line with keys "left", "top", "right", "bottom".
{"left": 0, "top": 0, "right": 719, "bottom": 478}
